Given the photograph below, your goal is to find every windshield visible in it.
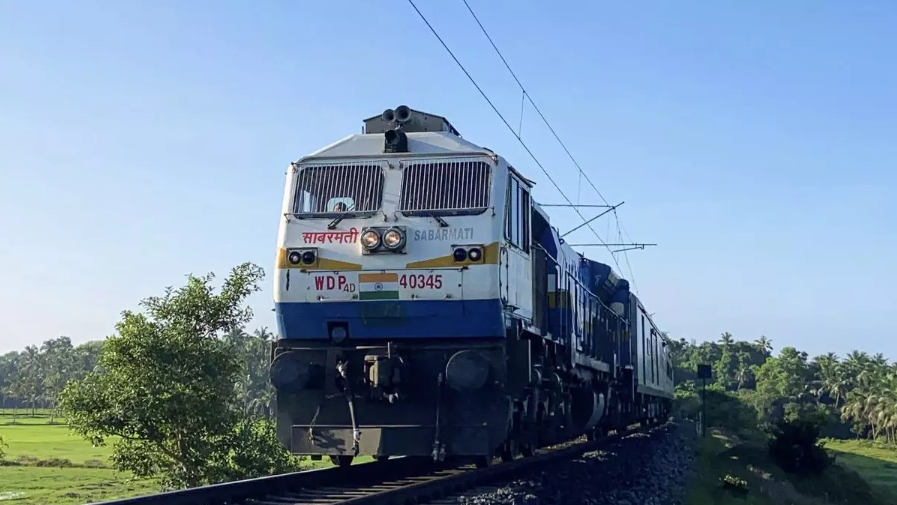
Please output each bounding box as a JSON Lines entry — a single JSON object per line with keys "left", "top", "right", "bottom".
{"left": 293, "top": 162, "right": 385, "bottom": 216}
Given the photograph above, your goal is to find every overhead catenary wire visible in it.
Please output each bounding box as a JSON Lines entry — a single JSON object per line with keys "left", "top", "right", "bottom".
{"left": 460, "top": 0, "right": 614, "bottom": 208}
{"left": 406, "top": 0, "right": 627, "bottom": 277}
{"left": 459, "top": 0, "right": 644, "bottom": 294}
{"left": 616, "top": 218, "right": 640, "bottom": 294}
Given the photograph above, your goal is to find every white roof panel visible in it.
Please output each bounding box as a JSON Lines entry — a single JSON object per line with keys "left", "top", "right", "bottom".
{"left": 296, "top": 132, "right": 491, "bottom": 162}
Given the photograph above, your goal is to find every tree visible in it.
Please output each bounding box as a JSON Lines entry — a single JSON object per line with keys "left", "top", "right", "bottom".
{"left": 0, "top": 352, "right": 22, "bottom": 411}
{"left": 226, "top": 326, "right": 276, "bottom": 419}
{"left": 40, "top": 336, "right": 76, "bottom": 423}
{"left": 714, "top": 344, "right": 738, "bottom": 390}
{"left": 719, "top": 332, "right": 734, "bottom": 348}
{"left": 59, "top": 263, "right": 297, "bottom": 489}
{"left": 755, "top": 347, "right": 811, "bottom": 400}
{"left": 734, "top": 351, "right": 755, "bottom": 390}
{"left": 755, "top": 336, "right": 773, "bottom": 357}
{"left": 18, "top": 345, "right": 44, "bottom": 416}
{"left": 74, "top": 340, "right": 105, "bottom": 378}
{"left": 813, "top": 353, "right": 847, "bottom": 408}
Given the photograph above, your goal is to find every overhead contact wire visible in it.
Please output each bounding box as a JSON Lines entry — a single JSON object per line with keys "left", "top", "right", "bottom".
{"left": 460, "top": 0, "right": 646, "bottom": 293}
{"left": 406, "top": 0, "right": 625, "bottom": 275}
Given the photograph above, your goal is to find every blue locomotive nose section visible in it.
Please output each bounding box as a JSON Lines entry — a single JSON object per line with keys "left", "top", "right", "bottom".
{"left": 588, "top": 261, "right": 621, "bottom": 303}
{"left": 275, "top": 299, "right": 505, "bottom": 340}
{"left": 611, "top": 279, "right": 630, "bottom": 306}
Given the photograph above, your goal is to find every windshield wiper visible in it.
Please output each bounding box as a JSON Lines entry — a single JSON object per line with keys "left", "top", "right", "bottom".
{"left": 428, "top": 212, "right": 449, "bottom": 228}
{"left": 328, "top": 212, "right": 350, "bottom": 229}
{"left": 328, "top": 205, "right": 357, "bottom": 229}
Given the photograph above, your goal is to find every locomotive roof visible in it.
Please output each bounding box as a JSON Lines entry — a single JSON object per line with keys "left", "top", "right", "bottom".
{"left": 532, "top": 200, "right": 550, "bottom": 223}
{"left": 362, "top": 108, "right": 461, "bottom": 136}
{"left": 295, "top": 132, "right": 494, "bottom": 163}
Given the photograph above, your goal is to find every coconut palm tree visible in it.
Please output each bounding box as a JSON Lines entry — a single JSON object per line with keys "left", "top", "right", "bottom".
{"left": 719, "top": 332, "right": 734, "bottom": 349}
{"left": 814, "top": 353, "right": 848, "bottom": 407}
{"left": 754, "top": 336, "right": 772, "bottom": 357}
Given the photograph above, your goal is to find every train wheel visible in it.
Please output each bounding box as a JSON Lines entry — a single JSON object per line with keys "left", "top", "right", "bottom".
{"left": 474, "top": 456, "right": 493, "bottom": 469}
{"left": 329, "top": 455, "right": 353, "bottom": 468}
{"left": 499, "top": 441, "right": 517, "bottom": 463}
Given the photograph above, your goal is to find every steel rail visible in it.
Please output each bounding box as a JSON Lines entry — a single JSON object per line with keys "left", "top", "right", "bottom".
{"left": 85, "top": 421, "right": 664, "bottom": 505}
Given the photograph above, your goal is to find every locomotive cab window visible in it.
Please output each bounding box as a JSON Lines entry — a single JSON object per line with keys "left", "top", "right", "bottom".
{"left": 506, "top": 176, "right": 531, "bottom": 253}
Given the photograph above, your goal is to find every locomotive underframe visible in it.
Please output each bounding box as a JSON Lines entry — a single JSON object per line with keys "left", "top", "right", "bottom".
{"left": 271, "top": 328, "right": 673, "bottom": 463}
{"left": 272, "top": 338, "right": 512, "bottom": 460}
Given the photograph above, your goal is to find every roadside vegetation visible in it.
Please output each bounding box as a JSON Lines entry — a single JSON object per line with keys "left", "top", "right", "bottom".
{"left": 0, "top": 411, "right": 159, "bottom": 505}
{"left": 3, "top": 271, "right": 896, "bottom": 504}
{"left": 672, "top": 334, "right": 897, "bottom": 504}
{"left": 0, "top": 263, "right": 303, "bottom": 503}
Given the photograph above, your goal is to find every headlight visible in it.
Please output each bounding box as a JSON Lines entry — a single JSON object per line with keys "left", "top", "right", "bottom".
{"left": 453, "top": 248, "right": 467, "bottom": 262}
{"left": 288, "top": 251, "right": 302, "bottom": 265}
{"left": 383, "top": 229, "right": 405, "bottom": 249}
{"left": 301, "top": 250, "right": 316, "bottom": 264}
{"left": 467, "top": 247, "right": 482, "bottom": 262}
{"left": 361, "top": 230, "right": 381, "bottom": 249}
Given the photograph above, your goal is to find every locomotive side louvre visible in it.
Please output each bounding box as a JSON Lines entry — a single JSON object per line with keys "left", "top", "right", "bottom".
{"left": 270, "top": 106, "right": 674, "bottom": 466}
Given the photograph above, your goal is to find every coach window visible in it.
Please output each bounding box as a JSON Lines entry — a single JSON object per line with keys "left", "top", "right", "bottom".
{"left": 506, "top": 177, "right": 531, "bottom": 253}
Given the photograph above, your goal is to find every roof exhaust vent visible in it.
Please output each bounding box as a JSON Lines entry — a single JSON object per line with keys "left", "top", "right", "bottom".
{"left": 364, "top": 105, "right": 461, "bottom": 136}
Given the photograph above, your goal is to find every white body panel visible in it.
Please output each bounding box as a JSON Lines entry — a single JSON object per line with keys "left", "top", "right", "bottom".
{"left": 274, "top": 130, "right": 533, "bottom": 328}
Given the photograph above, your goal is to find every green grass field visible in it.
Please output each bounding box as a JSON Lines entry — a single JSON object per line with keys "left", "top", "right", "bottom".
{"left": 1, "top": 418, "right": 114, "bottom": 464}
{"left": 0, "top": 467, "right": 159, "bottom": 505}
{"left": 685, "top": 427, "right": 897, "bottom": 505}
{"left": 0, "top": 410, "right": 158, "bottom": 505}
{"left": 823, "top": 439, "right": 897, "bottom": 500}
{"left": 0, "top": 410, "right": 371, "bottom": 505}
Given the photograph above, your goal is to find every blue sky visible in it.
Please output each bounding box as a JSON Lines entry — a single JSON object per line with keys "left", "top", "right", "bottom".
{"left": 1, "top": 1, "right": 895, "bottom": 359}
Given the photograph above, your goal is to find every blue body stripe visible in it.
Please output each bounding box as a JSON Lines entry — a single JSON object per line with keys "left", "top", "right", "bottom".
{"left": 275, "top": 299, "right": 505, "bottom": 339}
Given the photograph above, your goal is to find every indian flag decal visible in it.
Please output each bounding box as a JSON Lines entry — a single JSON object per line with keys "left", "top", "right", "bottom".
{"left": 358, "top": 272, "right": 400, "bottom": 301}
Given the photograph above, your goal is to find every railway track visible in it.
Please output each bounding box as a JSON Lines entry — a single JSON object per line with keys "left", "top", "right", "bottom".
{"left": 88, "top": 421, "right": 660, "bottom": 505}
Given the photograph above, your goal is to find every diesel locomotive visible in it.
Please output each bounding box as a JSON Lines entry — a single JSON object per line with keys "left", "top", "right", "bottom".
{"left": 269, "top": 106, "right": 674, "bottom": 468}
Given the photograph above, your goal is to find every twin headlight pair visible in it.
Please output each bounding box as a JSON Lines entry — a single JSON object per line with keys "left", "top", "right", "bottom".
{"left": 453, "top": 246, "right": 483, "bottom": 263}
{"left": 287, "top": 249, "right": 316, "bottom": 265}
{"left": 361, "top": 227, "right": 406, "bottom": 253}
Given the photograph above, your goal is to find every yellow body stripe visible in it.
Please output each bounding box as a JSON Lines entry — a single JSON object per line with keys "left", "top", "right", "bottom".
{"left": 276, "top": 249, "right": 362, "bottom": 271}
{"left": 405, "top": 242, "right": 500, "bottom": 269}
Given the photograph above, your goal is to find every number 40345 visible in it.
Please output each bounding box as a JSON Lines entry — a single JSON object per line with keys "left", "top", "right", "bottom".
{"left": 399, "top": 274, "right": 443, "bottom": 289}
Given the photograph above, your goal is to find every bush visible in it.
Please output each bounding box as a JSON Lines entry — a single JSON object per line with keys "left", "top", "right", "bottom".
{"left": 767, "top": 417, "right": 833, "bottom": 475}
{"left": 720, "top": 474, "right": 749, "bottom": 496}
{"left": 676, "top": 384, "right": 760, "bottom": 434}
{"left": 35, "top": 457, "right": 73, "bottom": 467}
